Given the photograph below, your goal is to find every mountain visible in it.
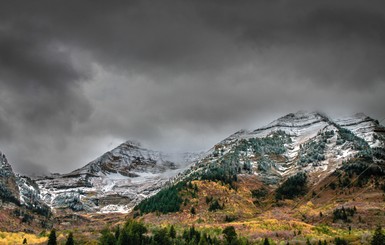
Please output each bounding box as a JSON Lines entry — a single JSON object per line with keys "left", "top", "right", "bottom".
{"left": 134, "top": 112, "right": 385, "bottom": 243}
{"left": 1, "top": 111, "right": 385, "bottom": 242}
{"left": 13, "top": 111, "right": 385, "bottom": 216}
{"left": 175, "top": 111, "right": 384, "bottom": 186}
{"left": 0, "top": 151, "right": 20, "bottom": 205}
{"left": 0, "top": 151, "right": 51, "bottom": 232}
{"left": 35, "top": 141, "right": 201, "bottom": 213}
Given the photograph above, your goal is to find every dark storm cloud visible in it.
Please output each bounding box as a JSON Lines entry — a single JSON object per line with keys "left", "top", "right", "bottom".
{"left": 197, "top": 1, "right": 385, "bottom": 88}
{"left": 1, "top": 0, "right": 385, "bottom": 173}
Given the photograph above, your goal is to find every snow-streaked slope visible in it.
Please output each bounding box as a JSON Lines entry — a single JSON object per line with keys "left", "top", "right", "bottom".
{"left": 178, "top": 111, "right": 385, "bottom": 186}
{"left": 335, "top": 113, "right": 385, "bottom": 148}
{"left": 28, "top": 111, "right": 385, "bottom": 214}
{"left": 35, "top": 141, "right": 201, "bottom": 213}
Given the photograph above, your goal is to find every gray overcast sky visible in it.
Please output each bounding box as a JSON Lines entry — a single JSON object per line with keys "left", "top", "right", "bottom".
{"left": 1, "top": 0, "right": 385, "bottom": 175}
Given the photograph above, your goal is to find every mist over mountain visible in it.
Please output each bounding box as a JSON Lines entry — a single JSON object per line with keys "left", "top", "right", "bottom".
{"left": 1, "top": 0, "right": 385, "bottom": 175}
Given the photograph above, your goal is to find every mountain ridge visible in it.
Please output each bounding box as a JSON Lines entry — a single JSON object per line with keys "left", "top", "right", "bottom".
{"left": 1, "top": 111, "right": 384, "bottom": 217}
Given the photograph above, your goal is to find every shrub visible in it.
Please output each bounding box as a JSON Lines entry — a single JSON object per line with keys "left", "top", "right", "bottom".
{"left": 208, "top": 199, "right": 223, "bottom": 212}
{"left": 333, "top": 206, "right": 356, "bottom": 223}
{"left": 222, "top": 226, "right": 237, "bottom": 244}
{"left": 251, "top": 188, "right": 268, "bottom": 199}
{"left": 371, "top": 226, "right": 385, "bottom": 245}
{"left": 335, "top": 237, "right": 348, "bottom": 245}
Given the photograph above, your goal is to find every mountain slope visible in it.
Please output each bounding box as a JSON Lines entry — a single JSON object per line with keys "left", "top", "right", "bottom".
{"left": 0, "top": 151, "right": 51, "bottom": 232}
{"left": 175, "top": 112, "right": 384, "bottom": 187}
{"left": 35, "top": 141, "right": 200, "bottom": 213}
{"left": 134, "top": 111, "right": 385, "bottom": 243}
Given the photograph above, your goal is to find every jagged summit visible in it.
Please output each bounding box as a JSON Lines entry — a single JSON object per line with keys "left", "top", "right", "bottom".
{"left": 0, "top": 151, "right": 20, "bottom": 204}
{"left": 0, "top": 150, "right": 49, "bottom": 216}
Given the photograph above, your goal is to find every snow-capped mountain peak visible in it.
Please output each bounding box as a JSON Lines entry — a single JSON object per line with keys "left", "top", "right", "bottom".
{"left": 35, "top": 141, "right": 200, "bottom": 213}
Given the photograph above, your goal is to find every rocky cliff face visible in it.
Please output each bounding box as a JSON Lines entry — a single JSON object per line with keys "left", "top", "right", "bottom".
{"left": 0, "top": 151, "right": 50, "bottom": 218}
{"left": 0, "top": 151, "right": 20, "bottom": 205}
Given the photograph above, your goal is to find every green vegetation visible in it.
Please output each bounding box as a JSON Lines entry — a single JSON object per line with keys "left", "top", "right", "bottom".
{"left": 338, "top": 128, "right": 369, "bottom": 151}
{"left": 134, "top": 182, "right": 185, "bottom": 214}
{"left": 372, "top": 147, "right": 385, "bottom": 160}
{"left": 47, "top": 229, "right": 57, "bottom": 245}
{"left": 192, "top": 130, "right": 292, "bottom": 188}
{"left": 336, "top": 127, "right": 373, "bottom": 160}
{"left": 0, "top": 185, "right": 20, "bottom": 206}
{"left": 251, "top": 188, "right": 268, "bottom": 199}
{"left": 275, "top": 172, "right": 308, "bottom": 200}
{"left": 100, "top": 219, "right": 147, "bottom": 245}
{"left": 224, "top": 215, "right": 237, "bottom": 222}
{"left": 298, "top": 131, "right": 334, "bottom": 166}
{"left": 371, "top": 226, "right": 385, "bottom": 245}
{"left": 65, "top": 232, "right": 74, "bottom": 245}
{"left": 334, "top": 237, "right": 348, "bottom": 245}
{"left": 199, "top": 161, "right": 238, "bottom": 188}
{"left": 99, "top": 221, "right": 247, "bottom": 245}
{"left": 208, "top": 199, "right": 224, "bottom": 212}
{"left": 222, "top": 226, "right": 237, "bottom": 244}
{"left": 257, "top": 157, "right": 275, "bottom": 173}
{"left": 245, "top": 130, "right": 292, "bottom": 155}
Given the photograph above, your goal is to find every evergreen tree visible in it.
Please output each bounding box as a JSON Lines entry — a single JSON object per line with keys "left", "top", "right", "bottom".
{"left": 263, "top": 238, "right": 270, "bottom": 245}
{"left": 22, "top": 238, "right": 27, "bottom": 244}
{"left": 117, "top": 230, "right": 129, "bottom": 245}
{"left": 114, "top": 225, "right": 120, "bottom": 240}
{"left": 275, "top": 172, "right": 308, "bottom": 200}
{"left": 65, "top": 232, "right": 74, "bottom": 245}
{"left": 153, "top": 228, "right": 169, "bottom": 245}
{"left": 335, "top": 237, "right": 348, "bottom": 245}
{"left": 47, "top": 229, "right": 57, "bottom": 245}
{"left": 99, "top": 228, "right": 116, "bottom": 245}
{"left": 222, "top": 226, "right": 237, "bottom": 244}
{"left": 198, "top": 233, "right": 209, "bottom": 245}
{"left": 372, "top": 226, "right": 385, "bottom": 245}
{"left": 169, "top": 225, "right": 176, "bottom": 239}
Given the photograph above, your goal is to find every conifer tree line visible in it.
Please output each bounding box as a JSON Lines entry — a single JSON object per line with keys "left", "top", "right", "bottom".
{"left": 42, "top": 223, "right": 385, "bottom": 244}
{"left": 98, "top": 219, "right": 249, "bottom": 245}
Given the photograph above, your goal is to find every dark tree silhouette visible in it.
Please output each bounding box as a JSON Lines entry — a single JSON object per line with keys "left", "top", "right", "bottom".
{"left": 47, "top": 229, "right": 57, "bottom": 245}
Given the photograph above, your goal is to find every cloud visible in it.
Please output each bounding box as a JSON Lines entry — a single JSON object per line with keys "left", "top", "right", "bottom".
{"left": 0, "top": 0, "right": 385, "bottom": 173}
